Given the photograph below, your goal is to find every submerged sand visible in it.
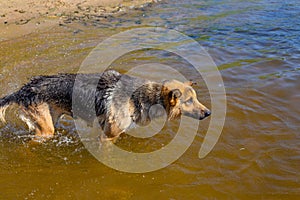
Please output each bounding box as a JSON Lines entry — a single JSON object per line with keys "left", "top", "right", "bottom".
{"left": 0, "top": 0, "right": 157, "bottom": 41}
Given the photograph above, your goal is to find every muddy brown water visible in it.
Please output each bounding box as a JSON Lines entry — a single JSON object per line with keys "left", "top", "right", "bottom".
{"left": 0, "top": 0, "right": 299, "bottom": 199}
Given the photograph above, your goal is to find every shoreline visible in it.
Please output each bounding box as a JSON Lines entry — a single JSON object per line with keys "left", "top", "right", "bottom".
{"left": 0, "top": 0, "right": 158, "bottom": 41}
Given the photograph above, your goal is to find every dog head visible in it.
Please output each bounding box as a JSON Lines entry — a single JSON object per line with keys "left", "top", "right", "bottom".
{"left": 163, "top": 80, "right": 211, "bottom": 120}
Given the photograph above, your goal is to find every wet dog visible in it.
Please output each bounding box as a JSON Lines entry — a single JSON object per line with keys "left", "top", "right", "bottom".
{"left": 0, "top": 70, "right": 210, "bottom": 141}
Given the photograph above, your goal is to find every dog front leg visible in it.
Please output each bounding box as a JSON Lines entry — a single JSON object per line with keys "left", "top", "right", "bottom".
{"left": 101, "top": 120, "right": 124, "bottom": 143}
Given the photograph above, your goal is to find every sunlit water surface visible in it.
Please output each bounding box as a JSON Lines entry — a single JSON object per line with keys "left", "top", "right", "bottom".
{"left": 0, "top": 0, "right": 299, "bottom": 199}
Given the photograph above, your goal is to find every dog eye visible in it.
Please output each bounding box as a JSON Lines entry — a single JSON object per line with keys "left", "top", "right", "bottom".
{"left": 185, "top": 98, "right": 193, "bottom": 105}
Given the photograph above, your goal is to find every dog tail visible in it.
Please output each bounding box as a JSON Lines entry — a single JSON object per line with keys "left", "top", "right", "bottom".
{"left": 0, "top": 93, "right": 17, "bottom": 123}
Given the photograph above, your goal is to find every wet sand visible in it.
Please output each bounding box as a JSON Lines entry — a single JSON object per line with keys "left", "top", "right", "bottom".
{"left": 0, "top": 0, "right": 156, "bottom": 41}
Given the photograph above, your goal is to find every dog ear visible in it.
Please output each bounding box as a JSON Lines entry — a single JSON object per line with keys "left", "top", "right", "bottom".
{"left": 168, "top": 89, "right": 182, "bottom": 106}
{"left": 184, "top": 80, "right": 196, "bottom": 86}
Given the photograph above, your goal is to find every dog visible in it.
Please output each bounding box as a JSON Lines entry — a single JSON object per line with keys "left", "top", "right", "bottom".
{"left": 0, "top": 70, "right": 211, "bottom": 141}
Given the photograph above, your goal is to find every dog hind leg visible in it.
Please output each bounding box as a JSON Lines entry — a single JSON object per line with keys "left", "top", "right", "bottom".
{"left": 19, "top": 111, "right": 36, "bottom": 132}
{"left": 21, "top": 103, "right": 55, "bottom": 138}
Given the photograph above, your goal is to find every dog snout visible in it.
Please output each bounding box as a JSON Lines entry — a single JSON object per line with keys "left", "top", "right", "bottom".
{"left": 199, "top": 109, "right": 211, "bottom": 120}
{"left": 204, "top": 110, "right": 211, "bottom": 117}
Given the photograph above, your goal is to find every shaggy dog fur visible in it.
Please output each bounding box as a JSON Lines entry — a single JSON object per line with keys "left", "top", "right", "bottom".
{"left": 0, "top": 70, "right": 210, "bottom": 140}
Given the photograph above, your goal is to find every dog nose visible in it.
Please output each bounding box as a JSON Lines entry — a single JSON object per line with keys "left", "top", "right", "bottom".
{"left": 204, "top": 110, "right": 211, "bottom": 117}
{"left": 199, "top": 109, "right": 211, "bottom": 120}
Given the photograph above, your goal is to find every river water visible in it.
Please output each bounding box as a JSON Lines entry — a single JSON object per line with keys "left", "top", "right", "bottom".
{"left": 0, "top": 0, "right": 299, "bottom": 199}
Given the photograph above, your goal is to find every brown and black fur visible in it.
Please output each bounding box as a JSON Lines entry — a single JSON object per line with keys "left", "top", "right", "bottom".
{"left": 0, "top": 70, "right": 210, "bottom": 141}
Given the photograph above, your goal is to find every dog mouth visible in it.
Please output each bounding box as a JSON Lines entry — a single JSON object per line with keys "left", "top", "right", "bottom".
{"left": 182, "top": 109, "right": 211, "bottom": 120}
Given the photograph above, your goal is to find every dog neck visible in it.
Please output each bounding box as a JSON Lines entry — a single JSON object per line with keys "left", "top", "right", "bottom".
{"left": 130, "top": 82, "right": 166, "bottom": 125}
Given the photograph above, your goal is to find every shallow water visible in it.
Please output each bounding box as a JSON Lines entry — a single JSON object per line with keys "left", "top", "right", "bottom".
{"left": 0, "top": 0, "right": 299, "bottom": 199}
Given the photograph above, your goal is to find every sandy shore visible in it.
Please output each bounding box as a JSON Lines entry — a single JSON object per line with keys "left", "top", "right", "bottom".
{"left": 0, "top": 0, "right": 157, "bottom": 41}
